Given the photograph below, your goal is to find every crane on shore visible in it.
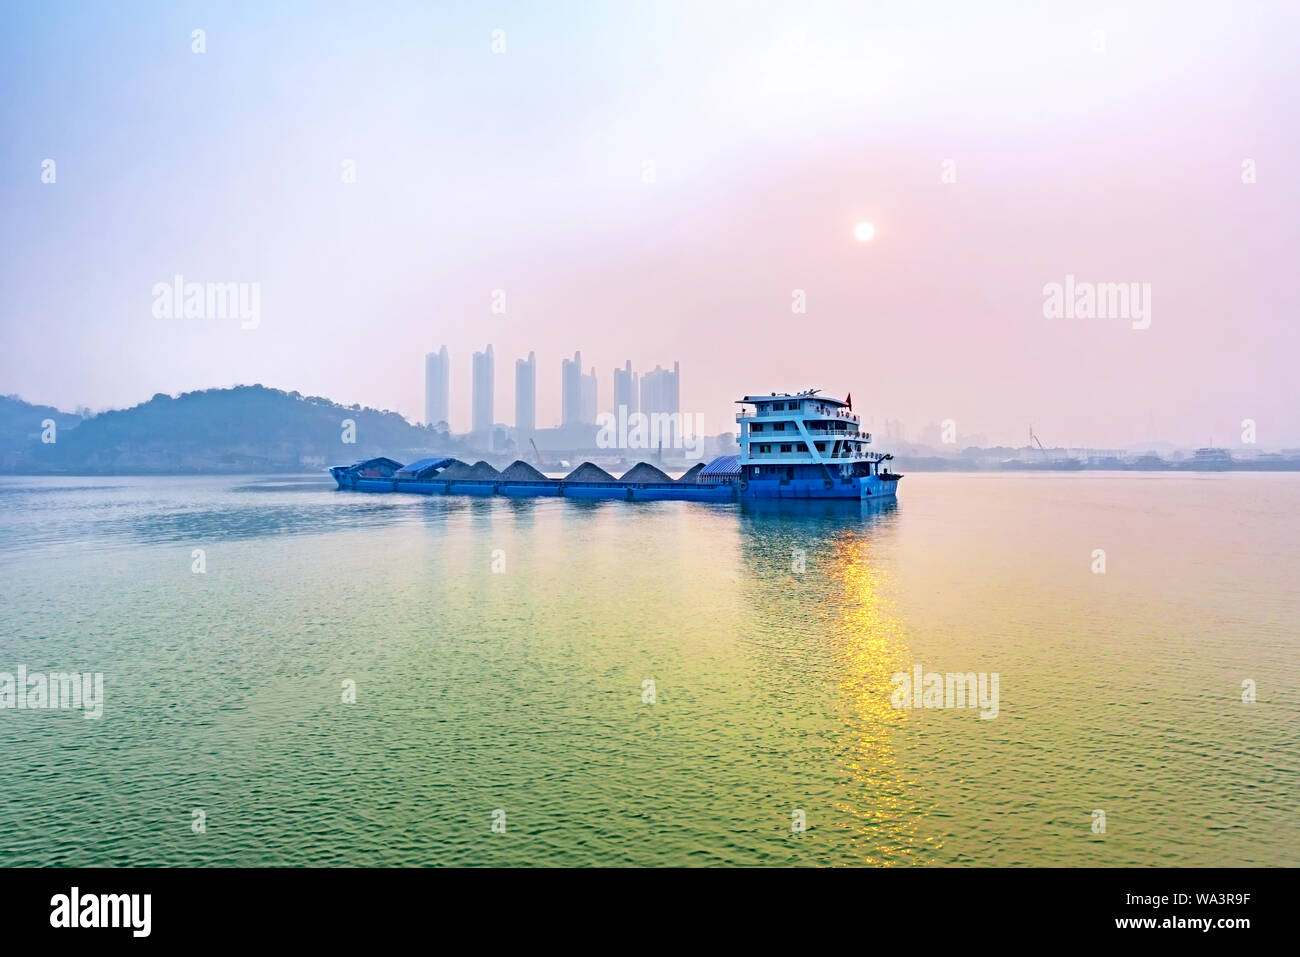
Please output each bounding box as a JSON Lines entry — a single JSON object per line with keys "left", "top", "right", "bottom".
{"left": 1030, "top": 426, "right": 1050, "bottom": 461}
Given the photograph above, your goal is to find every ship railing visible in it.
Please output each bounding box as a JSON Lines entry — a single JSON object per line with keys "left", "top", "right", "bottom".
{"left": 737, "top": 410, "right": 862, "bottom": 423}
{"left": 802, "top": 429, "right": 872, "bottom": 440}
{"left": 746, "top": 428, "right": 869, "bottom": 438}
{"left": 746, "top": 451, "right": 871, "bottom": 460}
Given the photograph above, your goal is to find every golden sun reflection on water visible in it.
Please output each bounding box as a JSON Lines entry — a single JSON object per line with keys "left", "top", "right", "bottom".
{"left": 824, "top": 530, "right": 934, "bottom": 864}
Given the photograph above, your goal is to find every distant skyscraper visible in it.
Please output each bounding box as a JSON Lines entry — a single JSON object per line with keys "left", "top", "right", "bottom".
{"left": 614, "top": 360, "right": 638, "bottom": 415}
{"left": 561, "top": 351, "right": 583, "bottom": 426}
{"left": 515, "top": 351, "right": 536, "bottom": 433}
{"left": 641, "top": 361, "right": 681, "bottom": 446}
{"left": 640, "top": 361, "right": 680, "bottom": 417}
{"left": 472, "top": 344, "right": 494, "bottom": 433}
{"left": 424, "top": 346, "right": 449, "bottom": 428}
{"left": 580, "top": 366, "right": 597, "bottom": 425}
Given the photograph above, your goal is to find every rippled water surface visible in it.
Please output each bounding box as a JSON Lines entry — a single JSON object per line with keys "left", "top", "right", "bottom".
{"left": 0, "top": 473, "right": 1296, "bottom": 866}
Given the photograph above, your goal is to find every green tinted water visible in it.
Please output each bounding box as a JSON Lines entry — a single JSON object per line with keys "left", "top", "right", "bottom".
{"left": 0, "top": 473, "right": 1295, "bottom": 865}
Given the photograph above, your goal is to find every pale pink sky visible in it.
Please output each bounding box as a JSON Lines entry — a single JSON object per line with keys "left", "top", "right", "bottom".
{"left": 3, "top": 0, "right": 1297, "bottom": 447}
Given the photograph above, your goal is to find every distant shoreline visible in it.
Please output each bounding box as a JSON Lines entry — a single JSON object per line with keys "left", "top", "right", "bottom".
{"left": 4, "top": 465, "right": 1300, "bottom": 478}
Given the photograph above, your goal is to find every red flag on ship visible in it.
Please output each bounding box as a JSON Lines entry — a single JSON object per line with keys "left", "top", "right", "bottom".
{"left": 846, "top": 392, "right": 853, "bottom": 410}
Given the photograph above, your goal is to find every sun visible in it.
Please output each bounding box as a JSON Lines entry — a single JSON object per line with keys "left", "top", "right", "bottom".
{"left": 853, "top": 222, "right": 875, "bottom": 243}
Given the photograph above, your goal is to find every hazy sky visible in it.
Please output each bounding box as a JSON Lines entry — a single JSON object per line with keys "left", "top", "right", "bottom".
{"left": 2, "top": 0, "right": 1297, "bottom": 447}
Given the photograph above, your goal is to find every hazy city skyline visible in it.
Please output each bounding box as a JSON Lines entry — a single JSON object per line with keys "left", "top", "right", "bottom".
{"left": 431, "top": 345, "right": 688, "bottom": 436}
{"left": 3, "top": 2, "right": 1298, "bottom": 447}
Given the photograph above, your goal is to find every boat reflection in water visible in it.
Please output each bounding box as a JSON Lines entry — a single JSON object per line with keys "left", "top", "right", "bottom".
{"left": 739, "top": 496, "right": 899, "bottom": 523}
{"left": 738, "top": 497, "right": 931, "bottom": 864}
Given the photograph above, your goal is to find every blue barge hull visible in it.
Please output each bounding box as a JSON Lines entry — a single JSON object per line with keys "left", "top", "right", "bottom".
{"left": 332, "top": 473, "right": 898, "bottom": 502}
{"left": 334, "top": 473, "right": 738, "bottom": 503}
{"left": 740, "top": 475, "right": 900, "bottom": 500}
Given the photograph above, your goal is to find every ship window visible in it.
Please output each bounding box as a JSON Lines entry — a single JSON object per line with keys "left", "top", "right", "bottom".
{"left": 751, "top": 423, "right": 762, "bottom": 432}
{"left": 781, "top": 444, "right": 792, "bottom": 452}
{"left": 773, "top": 422, "right": 785, "bottom": 431}
{"left": 815, "top": 443, "right": 825, "bottom": 451}
{"left": 759, "top": 444, "right": 771, "bottom": 453}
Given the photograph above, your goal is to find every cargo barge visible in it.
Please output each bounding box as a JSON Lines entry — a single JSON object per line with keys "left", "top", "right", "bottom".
{"left": 330, "top": 389, "right": 901, "bottom": 502}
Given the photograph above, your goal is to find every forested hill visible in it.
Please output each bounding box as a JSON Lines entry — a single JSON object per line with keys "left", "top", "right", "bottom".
{"left": 0, "top": 385, "right": 464, "bottom": 474}
{"left": 0, "top": 394, "right": 84, "bottom": 449}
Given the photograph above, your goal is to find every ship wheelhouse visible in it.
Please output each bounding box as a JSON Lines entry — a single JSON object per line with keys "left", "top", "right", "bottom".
{"left": 734, "top": 390, "right": 893, "bottom": 484}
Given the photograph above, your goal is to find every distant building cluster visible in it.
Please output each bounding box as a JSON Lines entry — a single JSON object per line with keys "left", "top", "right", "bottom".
{"left": 423, "top": 345, "right": 682, "bottom": 452}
